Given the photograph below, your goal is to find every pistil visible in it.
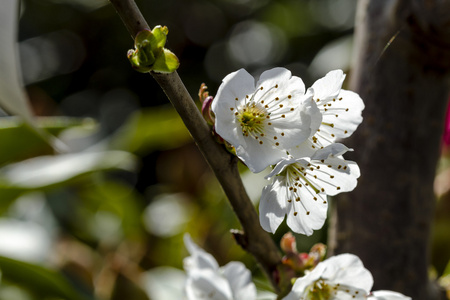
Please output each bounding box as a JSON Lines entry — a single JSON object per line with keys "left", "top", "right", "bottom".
{"left": 236, "top": 102, "right": 267, "bottom": 137}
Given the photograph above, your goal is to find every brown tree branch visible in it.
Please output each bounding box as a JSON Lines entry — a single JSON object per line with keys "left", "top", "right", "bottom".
{"left": 109, "top": 0, "right": 285, "bottom": 293}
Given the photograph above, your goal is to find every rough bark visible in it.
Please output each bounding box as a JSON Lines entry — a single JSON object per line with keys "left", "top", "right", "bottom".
{"left": 329, "top": 1, "right": 450, "bottom": 299}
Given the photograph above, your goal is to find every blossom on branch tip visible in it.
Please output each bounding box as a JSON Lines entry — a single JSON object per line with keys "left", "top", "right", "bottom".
{"left": 212, "top": 68, "right": 321, "bottom": 173}
{"left": 282, "top": 254, "right": 411, "bottom": 300}
{"left": 259, "top": 143, "right": 360, "bottom": 236}
{"left": 183, "top": 234, "right": 256, "bottom": 300}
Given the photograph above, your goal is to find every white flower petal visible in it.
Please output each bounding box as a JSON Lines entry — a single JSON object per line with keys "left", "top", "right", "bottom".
{"left": 183, "top": 235, "right": 257, "bottom": 300}
{"left": 285, "top": 189, "right": 328, "bottom": 236}
{"left": 262, "top": 159, "right": 329, "bottom": 236}
{"left": 260, "top": 145, "right": 359, "bottom": 235}
{"left": 283, "top": 254, "right": 373, "bottom": 300}
{"left": 333, "top": 289, "right": 367, "bottom": 300}
{"left": 185, "top": 269, "right": 233, "bottom": 300}
{"left": 142, "top": 267, "right": 186, "bottom": 300}
{"left": 215, "top": 69, "right": 256, "bottom": 107}
{"left": 183, "top": 234, "right": 220, "bottom": 272}
{"left": 282, "top": 263, "right": 327, "bottom": 300}
{"left": 274, "top": 96, "right": 322, "bottom": 150}
{"left": 269, "top": 110, "right": 313, "bottom": 150}
{"left": 310, "top": 69, "right": 345, "bottom": 103}
{"left": 259, "top": 180, "right": 288, "bottom": 233}
{"left": 265, "top": 156, "right": 298, "bottom": 180}
{"left": 316, "top": 89, "right": 364, "bottom": 146}
{"left": 321, "top": 254, "right": 374, "bottom": 293}
{"left": 257, "top": 67, "right": 305, "bottom": 95}
{"left": 368, "top": 290, "right": 412, "bottom": 300}
{"left": 221, "top": 262, "right": 257, "bottom": 300}
{"left": 289, "top": 140, "right": 352, "bottom": 160}
{"left": 256, "top": 291, "right": 277, "bottom": 300}
{"left": 311, "top": 143, "right": 352, "bottom": 160}
{"left": 235, "top": 138, "right": 285, "bottom": 173}
{"left": 302, "top": 156, "right": 360, "bottom": 196}
{"left": 212, "top": 69, "right": 256, "bottom": 147}
{"left": 212, "top": 67, "right": 322, "bottom": 173}
{"left": 303, "top": 95, "right": 323, "bottom": 135}
{"left": 287, "top": 138, "right": 317, "bottom": 159}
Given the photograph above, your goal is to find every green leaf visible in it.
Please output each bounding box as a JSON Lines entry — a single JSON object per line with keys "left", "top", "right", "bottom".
{"left": 134, "top": 29, "right": 152, "bottom": 46}
{"left": 0, "top": 118, "right": 54, "bottom": 166}
{"left": 36, "top": 116, "right": 97, "bottom": 136}
{"left": 0, "top": 255, "right": 93, "bottom": 300}
{"left": 152, "top": 48, "right": 180, "bottom": 74}
{"left": 0, "top": 117, "right": 96, "bottom": 166}
{"left": 136, "top": 41, "right": 156, "bottom": 66}
{"left": 0, "top": 150, "right": 138, "bottom": 202}
{"left": 150, "top": 25, "right": 168, "bottom": 52}
{"left": 109, "top": 107, "right": 191, "bottom": 154}
{"left": 134, "top": 29, "right": 161, "bottom": 67}
{"left": 78, "top": 180, "right": 146, "bottom": 241}
{"left": 127, "top": 49, "right": 152, "bottom": 73}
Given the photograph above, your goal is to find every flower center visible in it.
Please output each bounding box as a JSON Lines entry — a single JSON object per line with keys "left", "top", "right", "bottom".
{"left": 237, "top": 103, "right": 267, "bottom": 137}
{"left": 305, "top": 279, "right": 332, "bottom": 300}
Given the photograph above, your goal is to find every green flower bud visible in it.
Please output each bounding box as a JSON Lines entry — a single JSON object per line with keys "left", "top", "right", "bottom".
{"left": 127, "top": 26, "right": 179, "bottom": 73}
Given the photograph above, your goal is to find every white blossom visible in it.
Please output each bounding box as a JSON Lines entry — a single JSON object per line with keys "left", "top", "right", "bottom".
{"left": 282, "top": 254, "right": 411, "bottom": 300}
{"left": 283, "top": 254, "right": 373, "bottom": 300}
{"left": 183, "top": 234, "right": 256, "bottom": 300}
{"left": 212, "top": 67, "right": 321, "bottom": 173}
{"left": 289, "top": 70, "right": 364, "bottom": 156}
{"left": 259, "top": 143, "right": 360, "bottom": 235}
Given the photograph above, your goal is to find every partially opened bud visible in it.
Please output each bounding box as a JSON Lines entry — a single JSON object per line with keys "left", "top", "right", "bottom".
{"left": 282, "top": 253, "right": 305, "bottom": 273}
{"left": 309, "top": 242, "right": 326, "bottom": 265}
{"left": 298, "top": 243, "right": 327, "bottom": 271}
{"left": 281, "top": 241, "right": 327, "bottom": 277}
{"left": 201, "top": 96, "right": 215, "bottom": 126}
{"left": 280, "top": 232, "right": 298, "bottom": 254}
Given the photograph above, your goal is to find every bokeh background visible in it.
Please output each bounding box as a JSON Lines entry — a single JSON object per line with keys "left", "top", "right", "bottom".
{"left": 0, "top": 0, "right": 449, "bottom": 299}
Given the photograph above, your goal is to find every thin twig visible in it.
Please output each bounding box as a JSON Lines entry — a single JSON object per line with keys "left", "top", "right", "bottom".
{"left": 109, "top": 0, "right": 285, "bottom": 293}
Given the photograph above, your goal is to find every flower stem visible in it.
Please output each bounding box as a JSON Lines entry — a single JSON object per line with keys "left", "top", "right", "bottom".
{"left": 109, "top": 0, "right": 286, "bottom": 293}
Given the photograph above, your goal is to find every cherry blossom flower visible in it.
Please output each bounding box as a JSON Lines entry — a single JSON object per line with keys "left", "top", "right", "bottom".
{"left": 259, "top": 143, "right": 360, "bottom": 235}
{"left": 212, "top": 67, "right": 321, "bottom": 173}
{"left": 283, "top": 254, "right": 411, "bottom": 300}
{"left": 289, "top": 70, "right": 364, "bottom": 156}
{"left": 183, "top": 234, "right": 256, "bottom": 300}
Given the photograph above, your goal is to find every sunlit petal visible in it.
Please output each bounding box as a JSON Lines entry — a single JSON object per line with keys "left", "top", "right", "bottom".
{"left": 212, "top": 67, "right": 321, "bottom": 173}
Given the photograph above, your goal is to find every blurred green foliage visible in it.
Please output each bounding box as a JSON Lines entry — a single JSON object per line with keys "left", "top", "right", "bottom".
{"left": 0, "top": 119, "right": 53, "bottom": 165}
{"left": 0, "top": 256, "right": 93, "bottom": 300}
